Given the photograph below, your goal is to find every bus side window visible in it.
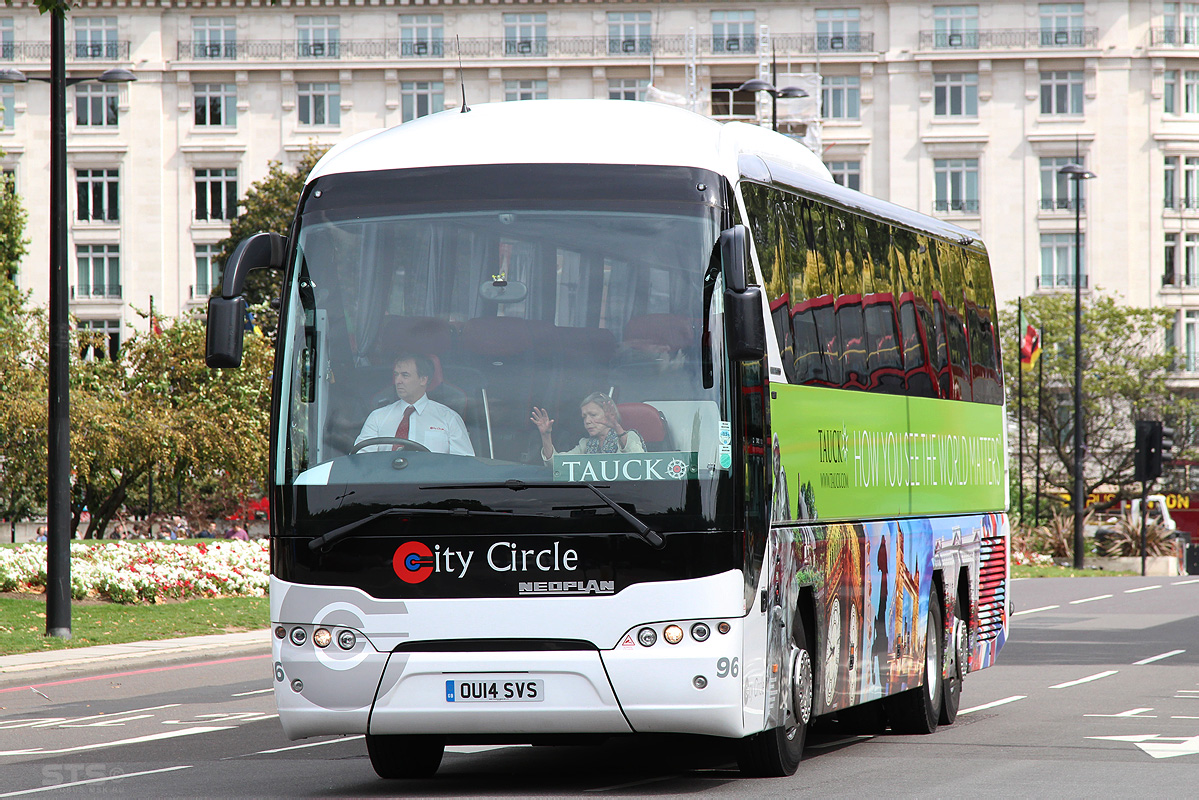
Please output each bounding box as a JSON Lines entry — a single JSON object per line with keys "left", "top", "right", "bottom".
{"left": 864, "top": 293, "right": 904, "bottom": 394}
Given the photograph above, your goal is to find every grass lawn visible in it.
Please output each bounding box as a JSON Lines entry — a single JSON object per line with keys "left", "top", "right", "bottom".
{"left": 0, "top": 595, "right": 269, "bottom": 656}
{"left": 1011, "top": 563, "right": 1136, "bottom": 578}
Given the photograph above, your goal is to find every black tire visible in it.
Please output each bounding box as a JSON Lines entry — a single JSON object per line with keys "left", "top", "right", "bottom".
{"left": 365, "top": 734, "right": 445, "bottom": 779}
{"left": 884, "top": 585, "right": 943, "bottom": 735}
{"left": 738, "top": 615, "right": 813, "bottom": 777}
{"left": 940, "top": 596, "right": 965, "bottom": 726}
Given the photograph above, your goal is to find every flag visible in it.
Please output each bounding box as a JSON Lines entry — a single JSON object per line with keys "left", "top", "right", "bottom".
{"left": 1019, "top": 314, "right": 1041, "bottom": 372}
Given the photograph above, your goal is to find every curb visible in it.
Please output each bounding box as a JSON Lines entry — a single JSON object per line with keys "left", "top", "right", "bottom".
{"left": 0, "top": 629, "right": 273, "bottom": 689}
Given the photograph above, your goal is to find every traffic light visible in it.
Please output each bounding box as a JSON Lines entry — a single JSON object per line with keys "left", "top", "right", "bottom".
{"left": 1134, "top": 420, "right": 1171, "bottom": 483}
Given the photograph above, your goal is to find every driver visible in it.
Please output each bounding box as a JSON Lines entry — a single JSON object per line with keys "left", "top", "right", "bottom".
{"left": 355, "top": 353, "right": 474, "bottom": 455}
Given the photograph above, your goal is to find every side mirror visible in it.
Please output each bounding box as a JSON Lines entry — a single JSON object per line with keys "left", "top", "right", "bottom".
{"left": 720, "top": 225, "right": 766, "bottom": 362}
{"left": 206, "top": 232, "right": 286, "bottom": 369}
{"left": 206, "top": 295, "right": 247, "bottom": 368}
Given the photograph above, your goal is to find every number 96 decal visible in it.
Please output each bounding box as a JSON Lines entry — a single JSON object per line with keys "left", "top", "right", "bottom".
{"left": 715, "top": 656, "right": 739, "bottom": 678}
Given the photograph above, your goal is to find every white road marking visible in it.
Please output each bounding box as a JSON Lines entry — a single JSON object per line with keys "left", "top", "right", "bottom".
{"left": 586, "top": 774, "right": 681, "bottom": 793}
{"left": 1089, "top": 733, "right": 1199, "bottom": 759}
{"left": 249, "top": 735, "right": 365, "bottom": 755}
{"left": 1134, "top": 650, "right": 1186, "bottom": 665}
{"left": 1013, "top": 605, "right": 1060, "bottom": 616}
{"left": 0, "top": 726, "right": 235, "bottom": 757}
{"left": 1070, "top": 594, "right": 1113, "bottom": 605}
{"left": 807, "top": 735, "right": 874, "bottom": 749}
{"left": 1125, "top": 585, "right": 1162, "bottom": 594}
{"left": 1084, "top": 708, "right": 1155, "bottom": 718}
{"left": 0, "top": 766, "right": 192, "bottom": 797}
{"left": 959, "top": 695, "right": 1027, "bottom": 715}
{"left": 1050, "top": 670, "right": 1119, "bottom": 689}
{"left": 0, "top": 704, "right": 181, "bottom": 731}
{"left": 231, "top": 688, "right": 274, "bottom": 697}
{"left": 1174, "top": 578, "right": 1199, "bottom": 585}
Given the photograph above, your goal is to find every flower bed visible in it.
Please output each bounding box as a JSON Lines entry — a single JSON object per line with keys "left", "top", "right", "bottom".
{"left": 0, "top": 541, "right": 270, "bottom": 604}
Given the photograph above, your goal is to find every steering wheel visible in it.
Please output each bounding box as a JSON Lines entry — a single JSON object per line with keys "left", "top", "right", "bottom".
{"left": 349, "top": 437, "right": 430, "bottom": 454}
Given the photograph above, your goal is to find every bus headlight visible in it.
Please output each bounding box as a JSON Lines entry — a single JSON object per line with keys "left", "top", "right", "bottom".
{"left": 312, "top": 628, "right": 332, "bottom": 648}
{"left": 664, "top": 625, "right": 684, "bottom": 645}
{"left": 337, "top": 630, "right": 357, "bottom": 650}
{"left": 289, "top": 627, "right": 307, "bottom": 646}
{"left": 690, "top": 623, "right": 711, "bottom": 642}
{"left": 637, "top": 627, "right": 657, "bottom": 647}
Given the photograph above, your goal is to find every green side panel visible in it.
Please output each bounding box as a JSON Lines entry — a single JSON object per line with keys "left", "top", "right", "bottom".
{"left": 771, "top": 384, "right": 1006, "bottom": 521}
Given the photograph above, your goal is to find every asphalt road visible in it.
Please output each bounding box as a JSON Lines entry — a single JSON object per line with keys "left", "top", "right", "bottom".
{"left": 1, "top": 575, "right": 1197, "bottom": 798}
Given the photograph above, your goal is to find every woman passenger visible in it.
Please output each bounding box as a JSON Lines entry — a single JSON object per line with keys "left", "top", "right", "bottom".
{"left": 532, "top": 392, "right": 645, "bottom": 462}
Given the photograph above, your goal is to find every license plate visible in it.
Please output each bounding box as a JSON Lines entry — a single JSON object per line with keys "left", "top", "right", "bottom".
{"left": 445, "top": 679, "right": 544, "bottom": 703}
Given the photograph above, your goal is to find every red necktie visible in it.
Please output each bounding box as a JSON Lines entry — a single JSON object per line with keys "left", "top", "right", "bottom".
{"left": 393, "top": 406, "right": 415, "bottom": 450}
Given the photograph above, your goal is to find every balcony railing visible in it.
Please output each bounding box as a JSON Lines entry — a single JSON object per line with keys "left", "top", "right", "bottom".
{"left": 933, "top": 199, "right": 980, "bottom": 213}
{"left": 1036, "top": 274, "right": 1089, "bottom": 290}
{"left": 71, "top": 284, "right": 123, "bottom": 300}
{"left": 918, "top": 28, "right": 1097, "bottom": 50}
{"left": 1151, "top": 27, "right": 1199, "bottom": 47}
{"left": 1039, "top": 198, "right": 1086, "bottom": 212}
{"left": 174, "top": 33, "right": 875, "bottom": 63}
{"left": 1164, "top": 197, "right": 1199, "bottom": 210}
{"left": 1, "top": 40, "right": 131, "bottom": 61}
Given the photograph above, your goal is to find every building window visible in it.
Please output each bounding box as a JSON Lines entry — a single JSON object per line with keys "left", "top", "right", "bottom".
{"left": 195, "top": 243, "right": 222, "bottom": 298}
{"left": 1040, "top": 71, "right": 1084, "bottom": 115}
{"left": 608, "top": 78, "right": 648, "bottom": 101}
{"left": 195, "top": 167, "right": 238, "bottom": 221}
{"left": 75, "top": 83, "right": 119, "bottom": 127}
{"left": 194, "top": 83, "right": 236, "bottom": 127}
{"left": 1040, "top": 157, "right": 1086, "bottom": 210}
{"left": 1040, "top": 232, "right": 1084, "bottom": 289}
{"left": 399, "top": 14, "right": 443, "bottom": 57}
{"left": 934, "top": 158, "right": 979, "bottom": 213}
{"left": 1186, "top": 234, "right": 1199, "bottom": 287}
{"left": 75, "top": 244, "right": 121, "bottom": 299}
{"left": 933, "top": 5, "right": 979, "bottom": 48}
{"left": 1, "top": 17, "right": 14, "bottom": 60}
{"left": 816, "top": 8, "right": 861, "bottom": 52}
{"left": 1040, "top": 3, "right": 1084, "bottom": 46}
{"left": 400, "top": 81, "right": 444, "bottom": 122}
{"left": 504, "top": 80, "right": 548, "bottom": 102}
{"left": 712, "top": 10, "right": 755, "bottom": 53}
{"left": 1180, "top": 310, "right": 1199, "bottom": 372}
{"left": 821, "top": 75, "right": 861, "bottom": 120}
{"left": 1164, "top": 3, "right": 1199, "bottom": 46}
{"left": 297, "top": 82, "right": 340, "bottom": 126}
{"left": 607, "top": 12, "right": 652, "bottom": 55}
{"left": 710, "top": 83, "right": 755, "bottom": 117}
{"left": 1, "top": 83, "right": 14, "bottom": 131}
{"left": 934, "top": 72, "right": 978, "bottom": 117}
{"left": 2, "top": 168, "right": 16, "bottom": 195}
{"left": 1166, "top": 232, "right": 1179, "bottom": 286}
{"left": 1174, "top": 156, "right": 1199, "bottom": 209}
{"left": 75, "top": 168, "right": 119, "bottom": 222}
{"left": 78, "top": 318, "right": 120, "bottom": 361}
{"left": 297, "top": 15, "right": 339, "bottom": 58}
{"left": 503, "top": 13, "right": 547, "bottom": 57}
{"left": 826, "top": 160, "right": 861, "bottom": 190}
{"left": 193, "top": 17, "right": 236, "bottom": 59}
{"left": 1166, "top": 70, "right": 1178, "bottom": 114}
{"left": 74, "top": 17, "right": 117, "bottom": 60}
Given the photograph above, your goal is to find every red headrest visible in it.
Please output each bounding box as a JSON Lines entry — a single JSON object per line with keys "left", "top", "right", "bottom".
{"left": 617, "top": 402, "right": 665, "bottom": 443}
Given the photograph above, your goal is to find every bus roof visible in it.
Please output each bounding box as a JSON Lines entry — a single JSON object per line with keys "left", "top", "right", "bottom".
{"left": 306, "top": 99, "right": 834, "bottom": 185}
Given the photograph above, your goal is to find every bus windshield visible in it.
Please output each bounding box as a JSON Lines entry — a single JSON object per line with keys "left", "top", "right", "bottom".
{"left": 277, "top": 164, "right": 734, "bottom": 531}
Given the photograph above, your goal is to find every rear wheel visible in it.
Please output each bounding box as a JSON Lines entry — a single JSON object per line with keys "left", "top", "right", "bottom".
{"left": 940, "top": 597, "right": 966, "bottom": 725}
{"left": 738, "top": 615, "right": 813, "bottom": 777}
{"left": 884, "top": 585, "right": 943, "bottom": 735}
{"left": 366, "top": 734, "right": 445, "bottom": 779}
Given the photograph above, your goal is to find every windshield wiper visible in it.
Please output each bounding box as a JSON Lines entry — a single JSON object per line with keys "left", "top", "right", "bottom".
{"left": 308, "top": 505, "right": 533, "bottom": 552}
{"left": 429, "top": 480, "right": 665, "bottom": 549}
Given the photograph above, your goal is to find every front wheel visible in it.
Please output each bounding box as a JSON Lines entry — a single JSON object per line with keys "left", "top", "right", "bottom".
{"left": 738, "top": 615, "right": 813, "bottom": 777}
{"left": 884, "top": 585, "right": 943, "bottom": 735}
{"left": 366, "top": 734, "right": 445, "bottom": 779}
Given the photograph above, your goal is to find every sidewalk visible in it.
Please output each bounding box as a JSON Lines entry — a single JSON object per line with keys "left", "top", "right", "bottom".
{"left": 0, "top": 629, "right": 273, "bottom": 689}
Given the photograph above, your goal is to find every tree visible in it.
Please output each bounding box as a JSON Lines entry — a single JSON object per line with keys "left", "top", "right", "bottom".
{"left": 0, "top": 288, "right": 47, "bottom": 530}
{"left": 216, "top": 143, "right": 327, "bottom": 315}
{"left": 1004, "top": 293, "right": 1187, "bottom": 518}
{"left": 68, "top": 311, "right": 274, "bottom": 538}
{"left": 0, "top": 170, "right": 29, "bottom": 282}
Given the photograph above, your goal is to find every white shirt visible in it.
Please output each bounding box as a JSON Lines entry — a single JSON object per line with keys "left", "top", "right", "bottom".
{"left": 355, "top": 394, "right": 475, "bottom": 455}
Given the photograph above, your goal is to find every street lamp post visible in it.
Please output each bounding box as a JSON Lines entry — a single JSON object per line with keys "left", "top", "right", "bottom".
{"left": 1059, "top": 163, "right": 1096, "bottom": 570}
{"left": 734, "top": 78, "right": 808, "bottom": 132}
{"left": 0, "top": 17, "right": 135, "bottom": 639}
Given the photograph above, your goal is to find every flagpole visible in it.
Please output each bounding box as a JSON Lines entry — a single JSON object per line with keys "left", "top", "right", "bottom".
{"left": 1035, "top": 326, "right": 1045, "bottom": 527}
{"left": 1017, "top": 297, "right": 1025, "bottom": 519}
